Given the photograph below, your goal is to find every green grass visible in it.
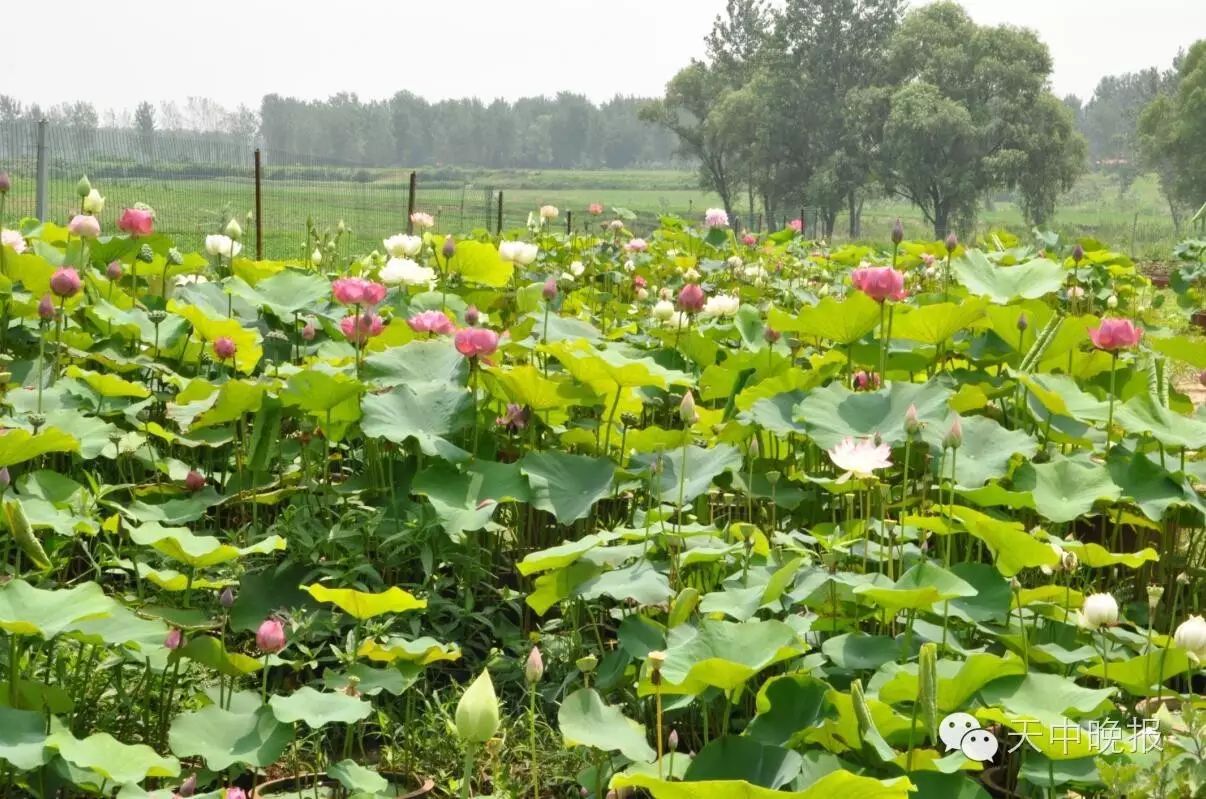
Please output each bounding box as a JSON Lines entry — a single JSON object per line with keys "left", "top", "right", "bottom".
{"left": 2, "top": 167, "right": 1181, "bottom": 261}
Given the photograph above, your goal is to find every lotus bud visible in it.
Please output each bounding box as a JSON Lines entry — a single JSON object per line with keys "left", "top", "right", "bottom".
{"left": 224, "top": 219, "right": 242, "bottom": 241}
{"left": 679, "top": 391, "right": 698, "bottom": 425}
{"left": 1072, "top": 244, "right": 1085, "bottom": 264}
{"left": 106, "top": 261, "right": 123, "bottom": 280}
{"left": 442, "top": 237, "right": 456, "bottom": 260}
{"left": 764, "top": 326, "right": 781, "bottom": 344}
{"left": 465, "top": 305, "right": 480, "bottom": 326}
{"left": 748, "top": 437, "right": 759, "bottom": 458}
{"left": 311, "top": 248, "right": 323, "bottom": 267}
{"left": 165, "top": 628, "right": 184, "bottom": 650}
{"left": 636, "top": 287, "right": 649, "bottom": 301}
{"left": 454, "top": 668, "right": 500, "bottom": 743}
{"left": 945, "top": 232, "right": 958, "bottom": 254}
{"left": 225, "top": 788, "right": 247, "bottom": 799}
{"left": 904, "top": 403, "right": 922, "bottom": 435}
{"left": 542, "top": 276, "right": 558, "bottom": 302}
{"left": 677, "top": 283, "right": 705, "bottom": 313}
{"left": 213, "top": 336, "right": 237, "bottom": 361}
{"left": 1017, "top": 312, "right": 1028, "bottom": 331}
{"left": 524, "top": 646, "right": 544, "bottom": 684}
{"left": 301, "top": 320, "right": 317, "bottom": 341}
{"left": 1146, "top": 584, "right": 1164, "bottom": 610}
{"left": 0, "top": 172, "right": 10, "bottom": 194}
{"left": 943, "top": 416, "right": 963, "bottom": 450}
{"left": 137, "top": 244, "right": 154, "bottom": 264}
{"left": 1107, "top": 294, "right": 1118, "bottom": 309}
{"left": 178, "top": 774, "right": 197, "bottom": 797}
{"left": 184, "top": 470, "right": 205, "bottom": 492}
{"left": 168, "top": 248, "right": 184, "bottom": 266}
{"left": 83, "top": 189, "right": 105, "bottom": 215}
{"left": 219, "top": 586, "right": 236, "bottom": 609}
{"left": 337, "top": 219, "right": 347, "bottom": 234}
{"left": 50, "top": 267, "right": 81, "bottom": 298}
{"left": 575, "top": 654, "right": 598, "bottom": 674}
{"left": 917, "top": 643, "right": 939, "bottom": 743}
{"left": 1060, "top": 549, "right": 1078, "bottom": 572}
{"left": 255, "top": 617, "right": 287, "bottom": 653}
{"left": 37, "top": 293, "right": 55, "bottom": 321}
{"left": 1173, "top": 615, "right": 1206, "bottom": 659}
{"left": 0, "top": 468, "right": 10, "bottom": 491}
{"left": 76, "top": 175, "right": 92, "bottom": 198}
{"left": 667, "top": 728, "right": 679, "bottom": 752}
{"left": 891, "top": 218, "right": 904, "bottom": 245}
{"left": 1080, "top": 592, "right": 1119, "bottom": 629}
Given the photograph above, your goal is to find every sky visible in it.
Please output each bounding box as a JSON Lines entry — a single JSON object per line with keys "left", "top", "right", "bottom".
{"left": 3, "top": 0, "right": 1203, "bottom": 115}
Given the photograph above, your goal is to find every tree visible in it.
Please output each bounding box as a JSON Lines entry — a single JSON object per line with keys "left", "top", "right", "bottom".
{"left": 1139, "top": 40, "right": 1206, "bottom": 231}
{"left": 135, "top": 101, "right": 156, "bottom": 151}
{"left": 878, "top": 2, "right": 1085, "bottom": 236}
{"left": 1013, "top": 94, "right": 1088, "bottom": 227}
{"left": 1080, "top": 68, "right": 1173, "bottom": 192}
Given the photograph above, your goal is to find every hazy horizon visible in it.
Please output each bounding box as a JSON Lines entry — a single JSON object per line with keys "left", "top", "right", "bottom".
{"left": 3, "top": 0, "right": 1202, "bottom": 121}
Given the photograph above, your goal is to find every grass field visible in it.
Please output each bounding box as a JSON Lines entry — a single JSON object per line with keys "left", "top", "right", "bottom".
{"left": 2, "top": 165, "right": 1182, "bottom": 260}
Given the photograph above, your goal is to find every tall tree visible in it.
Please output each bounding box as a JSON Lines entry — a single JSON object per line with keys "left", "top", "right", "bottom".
{"left": 1139, "top": 40, "right": 1206, "bottom": 231}
{"left": 134, "top": 101, "right": 156, "bottom": 151}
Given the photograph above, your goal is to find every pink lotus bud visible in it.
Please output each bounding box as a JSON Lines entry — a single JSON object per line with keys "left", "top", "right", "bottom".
{"left": 943, "top": 417, "right": 963, "bottom": 450}
{"left": 764, "top": 327, "right": 781, "bottom": 344}
{"left": 524, "top": 646, "right": 544, "bottom": 683}
{"left": 50, "top": 267, "right": 82, "bottom": 298}
{"left": 0, "top": 468, "right": 9, "bottom": 490}
{"left": 1017, "top": 312, "right": 1028, "bottom": 331}
{"left": 788, "top": 218, "right": 804, "bottom": 233}
{"left": 185, "top": 470, "right": 205, "bottom": 492}
{"left": 301, "top": 320, "right": 317, "bottom": 341}
{"left": 454, "top": 327, "right": 501, "bottom": 359}
{"left": 680, "top": 390, "right": 698, "bottom": 424}
{"left": 225, "top": 788, "right": 247, "bottom": 799}
{"left": 117, "top": 207, "right": 155, "bottom": 237}
{"left": 213, "top": 336, "right": 237, "bottom": 361}
{"left": 340, "top": 313, "right": 385, "bottom": 346}
{"left": 945, "top": 232, "right": 958, "bottom": 254}
{"left": 331, "top": 277, "right": 387, "bottom": 307}
{"left": 904, "top": 404, "right": 921, "bottom": 434}
{"left": 165, "top": 628, "right": 184, "bottom": 650}
{"left": 219, "top": 586, "right": 236, "bottom": 608}
{"left": 464, "top": 305, "right": 480, "bottom": 326}
{"left": 1072, "top": 244, "right": 1085, "bottom": 263}
{"left": 106, "top": 261, "right": 123, "bottom": 280}
{"left": 677, "top": 283, "right": 705, "bottom": 313}
{"left": 542, "top": 276, "right": 558, "bottom": 301}
{"left": 442, "top": 237, "right": 456, "bottom": 259}
{"left": 256, "top": 618, "right": 287, "bottom": 654}
{"left": 37, "top": 293, "right": 55, "bottom": 321}
{"left": 178, "top": 774, "right": 198, "bottom": 797}
{"left": 741, "top": 233, "right": 757, "bottom": 246}
{"left": 668, "top": 728, "right": 679, "bottom": 752}
{"left": 67, "top": 214, "right": 101, "bottom": 239}
{"left": 891, "top": 218, "right": 904, "bottom": 245}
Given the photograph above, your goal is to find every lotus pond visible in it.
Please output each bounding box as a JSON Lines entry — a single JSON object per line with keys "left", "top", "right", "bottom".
{"left": 0, "top": 186, "right": 1203, "bottom": 799}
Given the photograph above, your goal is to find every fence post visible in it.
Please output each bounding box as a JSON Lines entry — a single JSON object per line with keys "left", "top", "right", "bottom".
{"left": 496, "top": 191, "right": 504, "bottom": 235}
{"left": 565, "top": 210, "right": 572, "bottom": 236}
{"left": 35, "top": 119, "right": 48, "bottom": 221}
{"left": 406, "top": 171, "right": 417, "bottom": 234}
{"left": 254, "top": 148, "right": 264, "bottom": 260}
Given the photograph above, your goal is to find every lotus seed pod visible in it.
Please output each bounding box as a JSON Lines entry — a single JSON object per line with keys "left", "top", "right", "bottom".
{"left": 137, "top": 244, "right": 154, "bottom": 264}
{"left": 168, "top": 248, "right": 184, "bottom": 266}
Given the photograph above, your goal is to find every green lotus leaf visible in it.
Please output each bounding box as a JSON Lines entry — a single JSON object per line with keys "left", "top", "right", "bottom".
{"left": 281, "top": 367, "right": 363, "bottom": 415}
{"left": 1012, "top": 455, "right": 1122, "bottom": 524}
{"left": 191, "top": 380, "right": 265, "bottom": 431}
{"left": 747, "top": 674, "right": 835, "bottom": 747}
{"left": 684, "top": 736, "right": 802, "bottom": 788}
{"left": 652, "top": 619, "right": 806, "bottom": 696}
{"left": 558, "top": 687, "right": 656, "bottom": 763}
{"left": 362, "top": 339, "right": 468, "bottom": 388}
{"left": 1079, "top": 648, "right": 1192, "bottom": 696}
{"left": 934, "top": 415, "right": 1038, "bottom": 488}
{"left": 137, "top": 564, "right": 232, "bottom": 592}
{"left": 542, "top": 338, "right": 692, "bottom": 394}
{"left": 519, "top": 451, "right": 616, "bottom": 523}
{"left": 578, "top": 561, "right": 672, "bottom": 607}
{"left": 946, "top": 506, "right": 1060, "bottom": 577}
{"left": 953, "top": 251, "right": 1065, "bottom": 303}
{"left": 484, "top": 364, "right": 591, "bottom": 412}
{"left": 170, "top": 302, "right": 262, "bottom": 374}
{"left": 976, "top": 709, "right": 1099, "bottom": 760}
{"left": 226, "top": 269, "right": 332, "bottom": 318}
{"left": 450, "top": 240, "right": 513, "bottom": 287}
{"left": 168, "top": 703, "right": 291, "bottom": 770}
{"left": 1107, "top": 450, "right": 1206, "bottom": 522}
{"left": 329, "top": 759, "right": 389, "bottom": 795}
{"left": 822, "top": 634, "right": 904, "bottom": 672}
{"left": 631, "top": 444, "right": 742, "bottom": 506}
{"left": 360, "top": 381, "right": 472, "bottom": 462}
{"left": 0, "top": 427, "right": 79, "bottom": 468}
{"left": 0, "top": 579, "right": 115, "bottom": 638}
{"left": 518, "top": 532, "right": 623, "bottom": 576}
{"left": 356, "top": 636, "right": 461, "bottom": 666}
{"left": 796, "top": 379, "right": 953, "bottom": 450}
{"left": 876, "top": 653, "right": 1027, "bottom": 713}
{"left": 891, "top": 299, "right": 987, "bottom": 345}
{"left": 1058, "top": 540, "right": 1158, "bottom": 569}
{"left": 2, "top": 498, "right": 51, "bottom": 569}
{"left": 412, "top": 459, "right": 529, "bottom": 536}
{"left": 1148, "top": 333, "right": 1206, "bottom": 369}
{"left": 64, "top": 366, "right": 151, "bottom": 399}
{"left": 978, "top": 673, "right": 1114, "bottom": 720}
{"left": 854, "top": 562, "right": 977, "bottom": 615}
{"left": 611, "top": 769, "right": 913, "bottom": 799}
{"left": 269, "top": 686, "right": 372, "bottom": 727}
{"left": 769, "top": 292, "right": 882, "bottom": 345}
{"left": 129, "top": 523, "right": 285, "bottom": 568}
{"left": 0, "top": 707, "right": 51, "bottom": 770}
{"left": 322, "top": 663, "right": 418, "bottom": 697}
{"left": 46, "top": 729, "right": 179, "bottom": 785}
{"left": 173, "top": 635, "right": 263, "bottom": 677}
{"left": 304, "top": 584, "right": 426, "bottom": 620}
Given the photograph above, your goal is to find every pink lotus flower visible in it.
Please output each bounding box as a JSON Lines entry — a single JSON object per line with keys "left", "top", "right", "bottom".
{"left": 633, "top": 276, "right": 647, "bottom": 289}
{"left": 787, "top": 219, "right": 804, "bottom": 233}
{"left": 407, "top": 310, "right": 455, "bottom": 336}
{"left": 497, "top": 403, "right": 528, "bottom": 432}
{"left": 851, "top": 265, "right": 906, "bottom": 302}
{"left": 256, "top": 618, "right": 287, "bottom": 654}
{"left": 852, "top": 371, "right": 881, "bottom": 391}
{"left": 828, "top": 437, "right": 892, "bottom": 482}
{"left": 588, "top": 203, "right": 604, "bottom": 215}
{"left": 332, "top": 277, "right": 387, "bottom": 307}
{"left": 741, "top": 234, "right": 757, "bottom": 246}
{"left": 117, "top": 207, "right": 154, "bottom": 237}
{"left": 1, "top": 229, "right": 26, "bottom": 254}
{"left": 410, "top": 211, "right": 435, "bottom": 229}
{"left": 213, "top": 336, "right": 237, "bottom": 360}
{"left": 67, "top": 214, "right": 100, "bottom": 238}
{"left": 454, "top": 327, "right": 500, "bottom": 358}
{"left": 341, "top": 312, "right": 385, "bottom": 345}
{"left": 164, "top": 628, "right": 184, "bottom": 650}
{"left": 1088, "top": 318, "right": 1142, "bottom": 352}
{"left": 625, "top": 238, "right": 648, "bottom": 253}
{"left": 677, "top": 283, "right": 706, "bottom": 313}
{"left": 704, "top": 208, "right": 729, "bottom": 228}
{"left": 225, "top": 788, "right": 247, "bottom": 799}
{"left": 184, "top": 470, "right": 205, "bottom": 492}
{"left": 50, "top": 267, "right": 81, "bottom": 298}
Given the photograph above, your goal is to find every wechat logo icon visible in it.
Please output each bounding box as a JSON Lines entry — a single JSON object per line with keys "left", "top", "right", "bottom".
{"left": 940, "top": 712, "right": 999, "bottom": 761}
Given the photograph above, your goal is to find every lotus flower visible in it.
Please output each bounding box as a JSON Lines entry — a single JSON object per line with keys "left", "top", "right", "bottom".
{"left": 851, "top": 265, "right": 906, "bottom": 302}
{"left": 379, "top": 258, "right": 435, "bottom": 287}
{"left": 383, "top": 233, "right": 423, "bottom": 257}
{"left": 498, "top": 241, "right": 539, "bottom": 265}
{"left": 68, "top": 214, "right": 100, "bottom": 238}
{"left": 332, "top": 277, "right": 387, "bottom": 307}
{"left": 454, "top": 327, "right": 500, "bottom": 359}
{"left": 741, "top": 233, "right": 757, "bottom": 246}
{"left": 1, "top": 229, "right": 26, "bottom": 254}
{"left": 205, "top": 234, "right": 241, "bottom": 258}
{"left": 1174, "top": 615, "right": 1206, "bottom": 660}
{"left": 704, "top": 207, "right": 729, "bottom": 228}
{"left": 118, "top": 207, "right": 154, "bottom": 237}
{"left": 788, "top": 218, "right": 804, "bottom": 233}
{"left": 827, "top": 437, "right": 891, "bottom": 482}
{"left": 410, "top": 211, "right": 435, "bottom": 229}
{"left": 677, "top": 283, "right": 706, "bottom": 313}
{"left": 1079, "top": 593, "right": 1119, "bottom": 629}
{"left": 340, "top": 312, "right": 385, "bottom": 345}
{"left": 524, "top": 646, "right": 544, "bottom": 683}
{"left": 625, "top": 238, "right": 648, "bottom": 253}
{"left": 497, "top": 403, "right": 528, "bottom": 433}
{"left": 539, "top": 205, "right": 559, "bottom": 221}
{"left": 50, "top": 267, "right": 81, "bottom": 298}
{"left": 407, "top": 310, "right": 455, "bottom": 336}
{"left": 588, "top": 203, "right": 604, "bottom": 215}
{"left": 256, "top": 618, "right": 287, "bottom": 653}
{"left": 852, "top": 371, "right": 881, "bottom": 391}
{"left": 700, "top": 294, "right": 739, "bottom": 318}
{"left": 1087, "top": 318, "right": 1142, "bottom": 351}
{"left": 164, "top": 628, "right": 184, "bottom": 650}
{"left": 212, "top": 336, "right": 237, "bottom": 361}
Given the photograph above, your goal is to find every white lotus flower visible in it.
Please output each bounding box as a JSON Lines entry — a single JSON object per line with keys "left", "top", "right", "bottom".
{"left": 1173, "top": 615, "right": 1206, "bottom": 660}
{"left": 383, "top": 234, "right": 423, "bottom": 258}
{"left": 569, "top": 260, "right": 585, "bottom": 277}
{"left": 539, "top": 205, "right": 559, "bottom": 221}
{"left": 205, "top": 234, "right": 241, "bottom": 258}
{"left": 667, "top": 311, "right": 690, "bottom": 330}
{"left": 1, "top": 229, "right": 26, "bottom": 254}
{"left": 1079, "top": 593, "right": 1119, "bottom": 629}
{"left": 83, "top": 189, "right": 105, "bottom": 214}
{"left": 380, "top": 257, "right": 436, "bottom": 287}
{"left": 727, "top": 256, "right": 743, "bottom": 269}
{"left": 701, "top": 294, "right": 740, "bottom": 318}
{"left": 827, "top": 437, "right": 892, "bottom": 483}
{"left": 652, "top": 300, "right": 675, "bottom": 321}
{"left": 499, "top": 241, "right": 539, "bottom": 265}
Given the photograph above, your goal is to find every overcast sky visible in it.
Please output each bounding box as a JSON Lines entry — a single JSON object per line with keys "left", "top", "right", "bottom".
{"left": 3, "top": 0, "right": 1202, "bottom": 114}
